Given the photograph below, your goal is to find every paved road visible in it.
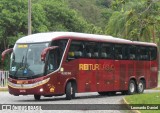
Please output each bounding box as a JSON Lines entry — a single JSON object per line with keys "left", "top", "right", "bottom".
{"left": 0, "top": 90, "right": 159, "bottom": 113}
{"left": 0, "top": 92, "right": 125, "bottom": 113}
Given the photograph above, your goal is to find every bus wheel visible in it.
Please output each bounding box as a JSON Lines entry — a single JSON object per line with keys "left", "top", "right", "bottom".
{"left": 71, "top": 84, "right": 76, "bottom": 99}
{"left": 137, "top": 80, "right": 145, "bottom": 93}
{"left": 34, "top": 95, "right": 41, "bottom": 100}
{"left": 128, "top": 80, "right": 136, "bottom": 95}
{"left": 66, "top": 82, "right": 75, "bottom": 100}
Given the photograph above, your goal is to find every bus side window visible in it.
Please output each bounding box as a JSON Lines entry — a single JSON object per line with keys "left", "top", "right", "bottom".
{"left": 137, "top": 46, "right": 149, "bottom": 61}
{"left": 52, "top": 39, "right": 68, "bottom": 56}
{"left": 114, "top": 45, "right": 123, "bottom": 60}
{"left": 51, "top": 39, "right": 68, "bottom": 64}
{"left": 122, "top": 45, "right": 128, "bottom": 60}
{"left": 100, "top": 43, "right": 113, "bottom": 59}
{"left": 46, "top": 39, "right": 68, "bottom": 73}
{"left": 47, "top": 48, "right": 60, "bottom": 73}
{"left": 85, "top": 42, "right": 99, "bottom": 59}
{"left": 129, "top": 46, "right": 136, "bottom": 60}
{"left": 67, "top": 41, "right": 84, "bottom": 60}
{"left": 149, "top": 47, "right": 157, "bottom": 60}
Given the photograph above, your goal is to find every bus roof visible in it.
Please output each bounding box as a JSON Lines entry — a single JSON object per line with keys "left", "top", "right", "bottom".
{"left": 16, "top": 32, "right": 157, "bottom": 47}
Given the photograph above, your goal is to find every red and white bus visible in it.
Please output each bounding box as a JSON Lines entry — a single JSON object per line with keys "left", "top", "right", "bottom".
{"left": 2, "top": 32, "right": 158, "bottom": 100}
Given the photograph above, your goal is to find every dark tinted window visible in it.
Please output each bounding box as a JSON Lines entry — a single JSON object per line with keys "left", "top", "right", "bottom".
{"left": 129, "top": 46, "right": 136, "bottom": 60}
{"left": 137, "top": 46, "right": 149, "bottom": 60}
{"left": 68, "top": 41, "right": 84, "bottom": 60}
{"left": 114, "top": 44, "right": 127, "bottom": 60}
{"left": 47, "top": 39, "right": 68, "bottom": 73}
{"left": 101, "top": 43, "right": 113, "bottom": 59}
{"left": 149, "top": 47, "right": 157, "bottom": 60}
{"left": 85, "top": 42, "right": 99, "bottom": 58}
{"left": 52, "top": 39, "right": 68, "bottom": 63}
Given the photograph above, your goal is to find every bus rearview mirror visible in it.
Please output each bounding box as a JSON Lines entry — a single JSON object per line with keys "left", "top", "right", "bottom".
{"left": 1, "top": 48, "right": 13, "bottom": 63}
{"left": 41, "top": 46, "right": 59, "bottom": 61}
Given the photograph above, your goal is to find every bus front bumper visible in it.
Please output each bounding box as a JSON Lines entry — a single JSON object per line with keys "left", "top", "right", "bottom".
{"left": 8, "top": 77, "right": 56, "bottom": 96}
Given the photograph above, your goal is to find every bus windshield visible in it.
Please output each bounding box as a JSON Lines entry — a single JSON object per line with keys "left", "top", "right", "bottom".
{"left": 9, "top": 43, "right": 49, "bottom": 79}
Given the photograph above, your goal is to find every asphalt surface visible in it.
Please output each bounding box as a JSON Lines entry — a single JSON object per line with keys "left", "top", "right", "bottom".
{"left": 0, "top": 90, "right": 160, "bottom": 113}
{"left": 0, "top": 92, "right": 125, "bottom": 113}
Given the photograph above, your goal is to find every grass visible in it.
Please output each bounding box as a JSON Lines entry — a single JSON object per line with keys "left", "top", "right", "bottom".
{"left": 125, "top": 93, "right": 160, "bottom": 104}
{"left": 125, "top": 93, "right": 160, "bottom": 113}
{"left": 124, "top": 74, "right": 160, "bottom": 113}
{"left": 158, "top": 73, "right": 160, "bottom": 86}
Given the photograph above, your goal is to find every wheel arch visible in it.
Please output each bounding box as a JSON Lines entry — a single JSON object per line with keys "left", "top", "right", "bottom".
{"left": 129, "top": 77, "right": 137, "bottom": 85}
{"left": 128, "top": 77, "right": 137, "bottom": 95}
{"left": 64, "top": 78, "right": 77, "bottom": 93}
{"left": 138, "top": 77, "right": 146, "bottom": 89}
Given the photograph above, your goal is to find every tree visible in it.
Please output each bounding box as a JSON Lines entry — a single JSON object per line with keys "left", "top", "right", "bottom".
{"left": 37, "top": 0, "right": 103, "bottom": 33}
{"left": 0, "top": 0, "right": 49, "bottom": 51}
{"left": 0, "top": 0, "right": 28, "bottom": 51}
{"left": 106, "top": 0, "right": 160, "bottom": 42}
{"left": 0, "top": 0, "right": 49, "bottom": 68}
{"left": 67, "top": 0, "right": 106, "bottom": 28}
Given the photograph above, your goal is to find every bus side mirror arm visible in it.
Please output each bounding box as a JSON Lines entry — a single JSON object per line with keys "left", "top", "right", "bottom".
{"left": 1, "top": 48, "right": 13, "bottom": 64}
{"left": 41, "top": 46, "right": 59, "bottom": 62}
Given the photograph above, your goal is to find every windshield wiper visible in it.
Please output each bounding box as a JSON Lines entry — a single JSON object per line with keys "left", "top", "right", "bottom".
{"left": 13, "top": 56, "right": 25, "bottom": 77}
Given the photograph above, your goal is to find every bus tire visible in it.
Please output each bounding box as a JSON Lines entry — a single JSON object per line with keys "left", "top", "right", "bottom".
{"left": 128, "top": 80, "right": 136, "bottom": 95}
{"left": 71, "top": 84, "right": 76, "bottom": 99}
{"left": 66, "top": 82, "right": 75, "bottom": 100}
{"left": 34, "top": 95, "right": 41, "bottom": 100}
{"left": 137, "top": 80, "right": 145, "bottom": 93}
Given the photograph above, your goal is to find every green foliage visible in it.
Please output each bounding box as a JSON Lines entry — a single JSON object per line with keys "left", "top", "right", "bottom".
{"left": 32, "top": 3, "right": 49, "bottom": 33}
{"left": 106, "top": 0, "right": 160, "bottom": 42}
{"left": 38, "top": 0, "right": 102, "bottom": 33}
{"left": 0, "top": 0, "right": 103, "bottom": 51}
{"left": 0, "top": 0, "right": 28, "bottom": 51}
{"left": 66, "top": 0, "right": 106, "bottom": 28}
{"left": 96, "top": 0, "right": 112, "bottom": 8}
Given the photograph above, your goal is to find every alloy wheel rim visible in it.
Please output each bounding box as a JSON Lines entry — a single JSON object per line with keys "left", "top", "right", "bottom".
{"left": 130, "top": 83, "right": 135, "bottom": 93}
{"left": 138, "top": 82, "right": 143, "bottom": 92}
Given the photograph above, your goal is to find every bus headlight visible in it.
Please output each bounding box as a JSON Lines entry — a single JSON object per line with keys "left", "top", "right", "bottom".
{"left": 40, "top": 88, "right": 44, "bottom": 92}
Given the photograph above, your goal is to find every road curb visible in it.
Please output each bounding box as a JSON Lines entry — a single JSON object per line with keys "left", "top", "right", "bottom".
{"left": 122, "top": 97, "right": 141, "bottom": 113}
{"left": 0, "top": 87, "right": 8, "bottom": 91}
